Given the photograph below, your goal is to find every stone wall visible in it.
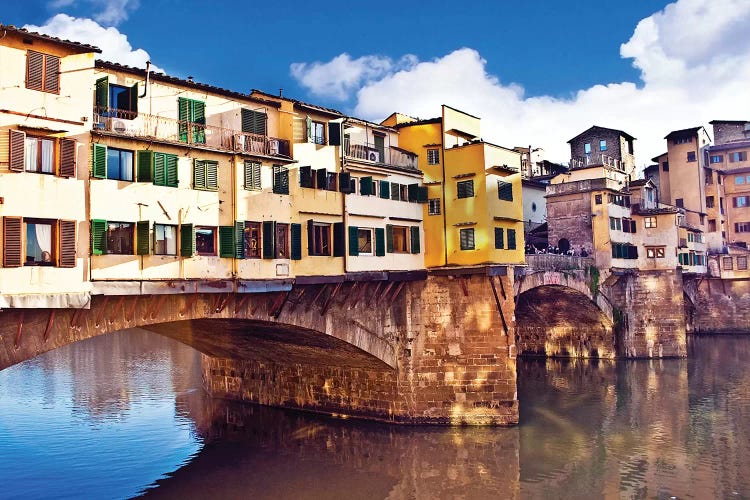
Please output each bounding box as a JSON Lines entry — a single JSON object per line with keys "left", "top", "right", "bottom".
{"left": 692, "top": 278, "right": 750, "bottom": 333}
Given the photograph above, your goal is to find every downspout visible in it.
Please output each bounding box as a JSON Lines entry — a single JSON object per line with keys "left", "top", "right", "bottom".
{"left": 341, "top": 118, "right": 348, "bottom": 275}
{"left": 441, "top": 114, "right": 448, "bottom": 267}
{"left": 139, "top": 61, "right": 151, "bottom": 99}
{"left": 232, "top": 153, "right": 239, "bottom": 282}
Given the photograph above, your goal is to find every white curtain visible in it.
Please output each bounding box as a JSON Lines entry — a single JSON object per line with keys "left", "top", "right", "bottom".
{"left": 35, "top": 224, "right": 52, "bottom": 254}
{"left": 41, "top": 140, "right": 54, "bottom": 173}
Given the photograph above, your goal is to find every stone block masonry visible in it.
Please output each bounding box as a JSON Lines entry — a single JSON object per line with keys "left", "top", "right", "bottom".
{"left": 691, "top": 278, "right": 750, "bottom": 333}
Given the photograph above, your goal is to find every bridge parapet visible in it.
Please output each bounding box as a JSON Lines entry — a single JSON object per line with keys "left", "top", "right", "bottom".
{"left": 524, "top": 254, "right": 594, "bottom": 272}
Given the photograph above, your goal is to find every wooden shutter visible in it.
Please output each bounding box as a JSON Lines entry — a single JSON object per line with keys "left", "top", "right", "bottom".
{"left": 193, "top": 159, "right": 206, "bottom": 189}
{"left": 410, "top": 226, "right": 420, "bottom": 254}
{"left": 44, "top": 55, "right": 60, "bottom": 93}
{"left": 333, "top": 222, "right": 345, "bottom": 257}
{"left": 379, "top": 181, "right": 390, "bottom": 199}
{"left": 58, "top": 219, "right": 76, "bottom": 268}
{"left": 494, "top": 228, "right": 504, "bottom": 249}
{"left": 129, "top": 83, "right": 139, "bottom": 115}
{"left": 26, "top": 51, "right": 44, "bottom": 91}
{"left": 9, "top": 130, "right": 25, "bottom": 172}
{"left": 92, "top": 144, "right": 107, "bottom": 178}
{"left": 219, "top": 226, "right": 235, "bottom": 258}
{"left": 386, "top": 224, "right": 394, "bottom": 253}
{"left": 234, "top": 221, "right": 245, "bottom": 259}
{"left": 136, "top": 221, "right": 150, "bottom": 255}
{"left": 316, "top": 169, "right": 327, "bottom": 190}
{"left": 95, "top": 76, "right": 109, "bottom": 110}
{"left": 178, "top": 97, "right": 189, "bottom": 142}
{"left": 328, "top": 122, "right": 341, "bottom": 146}
{"left": 180, "top": 224, "right": 194, "bottom": 257}
{"left": 59, "top": 139, "right": 76, "bottom": 178}
{"left": 348, "top": 226, "right": 359, "bottom": 256}
{"left": 137, "top": 150, "right": 154, "bottom": 182}
{"left": 3, "top": 216, "right": 23, "bottom": 267}
{"left": 299, "top": 166, "right": 313, "bottom": 188}
{"left": 507, "top": 229, "right": 517, "bottom": 250}
{"left": 339, "top": 172, "right": 351, "bottom": 193}
{"left": 417, "top": 186, "right": 428, "bottom": 203}
{"left": 290, "top": 223, "right": 302, "bottom": 260}
{"left": 262, "top": 221, "right": 275, "bottom": 258}
{"left": 375, "top": 227, "right": 385, "bottom": 256}
{"left": 307, "top": 219, "right": 314, "bottom": 255}
{"left": 360, "top": 176, "right": 373, "bottom": 196}
{"left": 90, "top": 219, "right": 108, "bottom": 255}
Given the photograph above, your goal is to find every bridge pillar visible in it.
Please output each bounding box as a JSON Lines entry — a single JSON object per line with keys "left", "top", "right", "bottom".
{"left": 606, "top": 270, "right": 687, "bottom": 358}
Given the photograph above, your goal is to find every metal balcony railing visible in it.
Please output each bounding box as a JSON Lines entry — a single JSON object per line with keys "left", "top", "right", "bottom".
{"left": 344, "top": 142, "right": 418, "bottom": 169}
{"left": 92, "top": 107, "right": 290, "bottom": 157}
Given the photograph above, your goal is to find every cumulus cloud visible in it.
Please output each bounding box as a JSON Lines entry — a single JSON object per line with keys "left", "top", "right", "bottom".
{"left": 290, "top": 0, "right": 750, "bottom": 168}
{"left": 24, "top": 14, "right": 159, "bottom": 71}
{"left": 45, "top": 0, "right": 139, "bottom": 25}
{"left": 290, "top": 53, "right": 418, "bottom": 101}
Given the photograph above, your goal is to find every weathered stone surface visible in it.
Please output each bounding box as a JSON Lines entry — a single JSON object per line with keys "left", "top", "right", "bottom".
{"left": 690, "top": 278, "right": 750, "bottom": 333}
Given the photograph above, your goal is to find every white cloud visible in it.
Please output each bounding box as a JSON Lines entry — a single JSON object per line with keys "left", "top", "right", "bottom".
{"left": 24, "top": 14, "right": 159, "bottom": 71}
{"left": 45, "top": 0, "right": 139, "bottom": 25}
{"left": 291, "top": 0, "right": 750, "bottom": 168}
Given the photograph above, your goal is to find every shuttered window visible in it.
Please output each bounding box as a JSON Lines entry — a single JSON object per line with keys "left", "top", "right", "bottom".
{"left": 507, "top": 229, "right": 517, "bottom": 250}
{"left": 90, "top": 219, "right": 108, "bottom": 255}
{"left": 241, "top": 109, "right": 267, "bottom": 135}
{"left": 180, "top": 224, "right": 194, "bottom": 257}
{"left": 494, "top": 228, "right": 504, "bottom": 249}
{"left": 3, "top": 216, "right": 23, "bottom": 267}
{"left": 360, "top": 176, "right": 374, "bottom": 196}
{"left": 244, "top": 222, "right": 261, "bottom": 258}
{"left": 59, "top": 139, "right": 76, "bottom": 178}
{"left": 178, "top": 97, "right": 206, "bottom": 144}
{"left": 136, "top": 221, "right": 150, "bottom": 255}
{"left": 333, "top": 222, "right": 345, "bottom": 257}
{"left": 375, "top": 227, "right": 386, "bottom": 256}
{"left": 91, "top": 144, "right": 106, "bottom": 179}
{"left": 244, "top": 161, "right": 262, "bottom": 190}
{"left": 410, "top": 226, "right": 420, "bottom": 254}
{"left": 290, "top": 223, "right": 302, "bottom": 260}
{"left": 219, "top": 226, "right": 235, "bottom": 258}
{"left": 262, "top": 221, "right": 275, "bottom": 259}
{"left": 457, "top": 180, "right": 474, "bottom": 199}
{"left": 9, "top": 130, "right": 25, "bottom": 172}
{"left": 348, "top": 226, "right": 359, "bottom": 256}
{"left": 497, "top": 180, "right": 513, "bottom": 201}
{"left": 272, "top": 165, "right": 289, "bottom": 194}
{"left": 460, "top": 228, "right": 475, "bottom": 250}
{"left": 193, "top": 159, "right": 218, "bottom": 191}
{"left": 139, "top": 151, "right": 178, "bottom": 187}
{"left": 59, "top": 220, "right": 76, "bottom": 268}
{"left": 26, "top": 51, "right": 60, "bottom": 93}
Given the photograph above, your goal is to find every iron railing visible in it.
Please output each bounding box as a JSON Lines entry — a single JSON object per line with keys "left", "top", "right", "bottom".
{"left": 344, "top": 141, "right": 418, "bottom": 169}
{"left": 525, "top": 254, "right": 594, "bottom": 271}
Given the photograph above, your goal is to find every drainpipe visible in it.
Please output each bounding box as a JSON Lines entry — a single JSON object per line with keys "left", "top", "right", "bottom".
{"left": 441, "top": 112, "right": 448, "bottom": 267}
{"left": 341, "top": 118, "right": 349, "bottom": 275}
{"left": 232, "top": 153, "right": 239, "bottom": 282}
{"left": 139, "top": 61, "right": 151, "bottom": 99}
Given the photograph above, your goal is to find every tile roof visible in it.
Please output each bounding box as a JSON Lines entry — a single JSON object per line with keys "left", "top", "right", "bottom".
{"left": 1, "top": 24, "right": 101, "bottom": 53}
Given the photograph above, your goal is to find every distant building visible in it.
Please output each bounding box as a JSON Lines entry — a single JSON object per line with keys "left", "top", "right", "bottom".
{"left": 567, "top": 125, "right": 637, "bottom": 178}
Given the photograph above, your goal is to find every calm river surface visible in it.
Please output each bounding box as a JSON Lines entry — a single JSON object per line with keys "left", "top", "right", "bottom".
{"left": 1, "top": 329, "right": 749, "bottom": 499}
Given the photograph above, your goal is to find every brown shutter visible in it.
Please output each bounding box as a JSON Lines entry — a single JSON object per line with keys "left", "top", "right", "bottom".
{"left": 27, "top": 51, "right": 44, "bottom": 90}
{"left": 59, "top": 220, "right": 76, "bottom": 268}
{"left": 44, "top": 54, "right": 60, "bottom": 93}
{"left": 3, "top": 216, "right": 23, "bottom": 267}
{"left": 59, "top": 139, "right": 76, "bottom": 177}
{"left": 9, "top": 130, "right": 25, "bottom": 172}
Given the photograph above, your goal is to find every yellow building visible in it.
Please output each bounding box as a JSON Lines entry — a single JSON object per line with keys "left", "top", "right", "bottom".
{"left": 0, "top": 25, "right": 98, "bottom": 307}
{"left": 384, "top": 105, "right": 524, "bottom": 268}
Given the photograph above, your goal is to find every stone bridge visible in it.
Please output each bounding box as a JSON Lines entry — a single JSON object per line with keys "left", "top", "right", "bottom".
{"left": 0, "top": 270, "right": 518, "bottom": 426}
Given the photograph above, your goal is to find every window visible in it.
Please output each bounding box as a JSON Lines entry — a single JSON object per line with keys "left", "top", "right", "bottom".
{"left": 427, "top": 148, "right": 440, "bottom": 165}
{"left": 428, "top": 198, "right": 441, "bottom": 215}
{"left": 599, "top": 140, "right": 607, "bottom": 152}
{"left": 708, "top": 219, "right": 717, "bottom": 232}
{"left": 390, "top": 183, "right": 401, "bottom": 201}
{"left": 244, "top": 161, "right": 262, "bottom": 190}
{"left": 710, "top": 155, "right": 723, "bottom": 164}
{"left": 358, "top": 228, "right": 373, "bottom": 255}
{"left": 94, "top": 77, "right": 137, "bottom": 118}
{"left": 241, "top": 108, "right": 267, "bottom": 136}
{"left": 644, "top": 217, "right": 657, "bottom": 228}
{"left": 154, "top": 224, "right": 177, "bottom": 255}
{"left": 494, "top": 228, "right": 504, "bottom": 249}
{"left": 193, "top": 159, "right": 218, "bottom": 191}
{"left": 734, "top": 197, "right": 749, "bottom": 208}
{"left": 457, "top": 180, "right": 474, "bottom": 199}
{"left": 735, "top": 222, "right": 750, "bottom": 233}
{"left": 723, "top": 256, "right": 733, "bottom": 270}
{"left": 24, "top": 136, "right": 55, "bottom": 174}
{"left": 178, "top": 97, "right": 206, "bottom": 144}
{"left": 389, "top": 225, "right": 409, "bottom": 253}
{"left": 460, "top": 228, "right": 475, "bottom": 250}
{"left": 662, "top": 161, "right": 669, "bottom": 172}
{"left": 310, "top": 223, "right": 331, "bottom": 256}
{"left": 275, "top": 223, "right": 289, "bottom": 259}
{"left": 507, "top": 229, "right": 517, "bottom": 250}
{"left": 609, "top": 217, "right": 622, "bottom": 231}
{"left": 107, "top": 222, "right": 134, "bottom": 255}
{"left": 307, "top": 119, "right": 325, "bottom": 145}
{"left": 706, "top": 196, "right": 715, "bottom": 208}
{"left": 584, "top": 143, "right": 591, "bottom": 154}
{"left": 674, "top": 137, "right": 692, "bottom": 145}
{"left": 687, "top": 151, "right": 697, "bottom": 162}
{"left": 675, "top": 198, "right": 684, "bottom": 208}
{"left": 646, "top": 247, "right": 665, "bottom": 258}
{"left": 705, "top": 168, "right": 714, "bottom": 185}
{"left": 4, "top": 217, "right": 75, "bottom": 268}
{"left": 26, "top": 51, "right": 59, "bottom": 93}
{"left": 400, "top": 184, "right": 408, "bottom": 201}
{"left": 497, "top": 180, "right": 513, "bottom": 201}
{"left": 106, "top": 148, "right": 134, "bottom": 181}
{"left": 24, "top": 219, "right": 55, "bottom": 265}
{"left": 272, "top": 165, "right": 289, "bottom": 194}
{"left": 735, "top": 176, "right": 746, "bottom": 185}
{"left": 738, "top": 256, "right": 748, "bottom": 270}
{"left": 135, "top": 150, "right": 178, "bottom": 187}
{"left": 244, "top": 222, "right": 261, "bottom": 258}
{"left": 730, "top": 151, "right": 748, "bottom": 162}
{"left": 622, "top": 218, "right": 636, "bottom": 233}
{"left": 195, "top": 227, "right": 216, "bottom": 255}
{"left": 595, "top": 194, "right": 602, "bottom": 205}
{"left": 611, "top": 243, "right": 638, "bottom": 259}
{"left": 326, "top": 172, "right": 337, "bottom": 191}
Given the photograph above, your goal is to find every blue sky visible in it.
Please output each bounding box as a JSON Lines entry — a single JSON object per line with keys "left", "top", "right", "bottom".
{"left": 4, "top": 0, "right": 750, "bottom": 165}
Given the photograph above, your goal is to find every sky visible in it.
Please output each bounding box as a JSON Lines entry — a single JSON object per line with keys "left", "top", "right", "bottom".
{"left": 3, "top": 0, "right": 750, "bottom": 168}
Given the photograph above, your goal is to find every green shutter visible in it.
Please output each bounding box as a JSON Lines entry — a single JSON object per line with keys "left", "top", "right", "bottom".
{"left": 153, "top": 152, "right": 166, "bottom": 185}
{"left": 137, "top": 150, "right": 154, "bottom": 182}
{"left": 180, "top": 224, "right": 194, "bottom": 257}
{"left": 508, "top": 229, "right": 517, "bottom": 250}
{"left": 375, "top": 227, "right": 385, "bottom": 256}
{"left": 192, "top": 100, "right": 206, "bottom": 143}
{"left": 386, "top": 224, "right": 394, "bottom": 253}
{"left": 129, "top": 83, "right": 138, "bottom": 114}
{"left": 92, "top": 143, "right": 107, "bottom": 178}
{"left": 494, "top": 228, "right": 504, "bottom": 249}
{"left": 290, "top": 223, "right": 302, "bottom": 260}
{"left": 95, "top": 76, "right": 108, "bottom": 110}
{"left": 219, "top": 226, "right": 234, "bottom": 258}
{"left": 410, "top": 226, "right": 420, "bottom": 254}
{"left": 307, "top": 219, "right": 314, "bottom": 255}
{"left": 193, "top": 159, "right": 206, "bottom": 189}
{"left": 360, "top": 176, "right": 373, "bottom": 196}
{"left": 166, "top": 154, "right": 178, "bottom": 187}
{"left": 339, "top": 172, "right": 351, "bottom": 192}
{"left": 178, "top": 97, "right": 189, "bottom": 142}
{"left": 333, "top": 222, "right": 345, "bottom": 257}
{"left": 379, "top": 180, "right": 390, "bottom": 199}
{"left": 136, "top": 221, "right": 150, "bottom": 255}
{"left": 234, "top": 221, "right": 245, "bottom": 259}
{"left": 90, "top": 219, "right": 107, "bottom": 255}
{"left": 262, "top": 221, "right": 275, "bottom": 258}
{"left": 408, "top": 184, "right": 419, "bottom": 202}
{"left": 349, "top": 226, "right": 359, "bottom": 256}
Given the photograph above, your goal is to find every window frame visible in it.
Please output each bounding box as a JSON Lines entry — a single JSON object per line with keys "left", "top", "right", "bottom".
{"left": 195, "top": 226, "right": 217, "bottom": 256}
{"left": 391, "top": 225, "right": 409, "bottom": 254}
{"left": 275, "top": 222, "right": 289, "bottom": 259}
{"left": 646, "top": 246, "right": 666, "bottom": 259}
{"left": 153, "top": 223, "right": 177, "bottom": 256}
{"left": 106, "top": 221, "right": 135, "bottom": 255}
{"left": 311, "top": 222, "right": 332, "bottom": 256}
{"left": 457, "top": 179, "right": 474, "bottom": 199}
{"left": 644, "top": 217, "right": 657, "bottom": 228}
{"left": 459, "top": 228, "right": 475, "bottom": 251}
{"left": 599, "top": 140, "right": 607, "bottom": 152}
{"left": 428, "top": 198, "right": 441, "bottom": 215}
{"left": 23, "top": 217, "right": 56, "bottom": 266}
{"left": 427, "top": 148, "right": 440, "bottom": 165}
{"left": 106, "top": 147, "right": 134, "bottom": 181}
{"left": 24, "top": 135, "right": 56, "bottom": 174}
{"left": 358, "top": 228, "right": 374, "bottom": 256}
{"left": 243, "top": 221, "right": 262, "bottom": 258}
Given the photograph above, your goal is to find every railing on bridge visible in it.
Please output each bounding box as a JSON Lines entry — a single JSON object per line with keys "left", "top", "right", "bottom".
{"left": 525, "top": 254, "right": 594, "bottom": 271}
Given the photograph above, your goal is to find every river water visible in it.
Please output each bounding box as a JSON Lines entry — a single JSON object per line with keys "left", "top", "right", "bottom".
{"left": 1, "top": 329, "right": 748, "bottom": 499}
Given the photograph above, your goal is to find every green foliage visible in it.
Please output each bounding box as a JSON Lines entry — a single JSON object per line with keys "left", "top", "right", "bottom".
{"left": 587, "top": 265, "right": 600, "bottom": 297}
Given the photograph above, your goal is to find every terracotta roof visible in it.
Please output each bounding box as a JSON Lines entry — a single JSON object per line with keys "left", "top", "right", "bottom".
{"left": 249, "top": 88, "right": 343, "bottom": 116}
{"left": 709, "top": 120, "right": 748, "bottom": 125}
{"left": 1, "top": 24, "right": 101, "bottom": 54}
{"left": 567, "top": 125, "right": 636, "bottom": 143}
{"left": 96, "top": 61, "right": 281, "bottom": 108}
{"left": 664, "top": 126, "right": 704, "bottom": 139}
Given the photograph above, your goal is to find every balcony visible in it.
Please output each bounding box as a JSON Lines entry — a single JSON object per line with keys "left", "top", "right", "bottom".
{"left": 569, "top": 153, "right": 628, "bottom": 171}
{"left": 344, "top": 141, "right": 418, "bottom": 170}
{"left": 92, "top": 107, "right": 290, "bottom": 157}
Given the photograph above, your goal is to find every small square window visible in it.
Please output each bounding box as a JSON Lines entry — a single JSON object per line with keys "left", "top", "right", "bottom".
{"left": 599, "top": 140, "right": 607, "bottom": 151}
{"left": 460, "top": 228, "right": 475, "bottom": 250}
{"left": 723, "top": 256, "right": 733, "bottom": 270}
{"left": 457, "top": 180, "right": 474, "bottom": 199}
{"left": 687, "top": 151, "right": 696, "bottom": 162}
{"left": 644, "top": 217, "right": 657, "bottom": 228}
{"left": 428, "top": 198, "right": 441, "bottom": 215}
{"left": 427, "top": 149, "right": 440, "bottom": 165}
{"left": 584, "top": 143, "right": 591, "bottom": 154}
{"left": 595, "top": 194, "right": 602, "bottom": 205}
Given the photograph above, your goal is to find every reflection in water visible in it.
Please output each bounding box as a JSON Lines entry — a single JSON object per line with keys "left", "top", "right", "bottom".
{"left": 0, "top": 330, "right": 749, "bottom": 499}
